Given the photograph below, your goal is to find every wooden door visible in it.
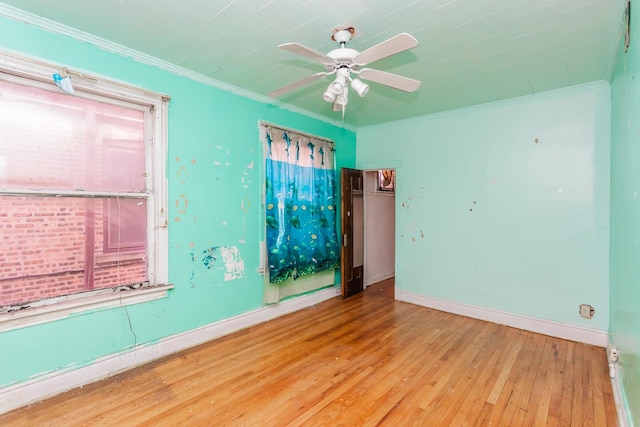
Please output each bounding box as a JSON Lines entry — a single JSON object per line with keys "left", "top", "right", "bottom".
{"left": 341, "top": 168, "right": 364, "bottom": 298}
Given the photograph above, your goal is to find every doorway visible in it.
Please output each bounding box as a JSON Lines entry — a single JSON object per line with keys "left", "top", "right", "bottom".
{"left": 363, "top": 170, "right": 396, "bottom": 291}
{"left": 341, "top": 168, "right": 396, "bottom": 298}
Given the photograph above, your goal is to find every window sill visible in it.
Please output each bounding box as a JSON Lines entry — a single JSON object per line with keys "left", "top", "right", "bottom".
{"left": 0, "top": 284, "right": 173, "bottom": 333}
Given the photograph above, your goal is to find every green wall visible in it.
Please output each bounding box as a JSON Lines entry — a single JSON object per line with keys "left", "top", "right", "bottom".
{"left": 0, "top": 15, "right": 355, "bottom": 387}
{"left": 610, "top": 1, "right": 640, "bottom": 424}
{"left": 357, "top": 83, "right": 611, "bottom": 331}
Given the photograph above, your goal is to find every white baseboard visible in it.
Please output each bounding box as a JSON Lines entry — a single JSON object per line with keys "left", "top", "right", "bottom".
{"left": 396, "top": 290, "right": 608, "bottom": 347}
{"left": 611, "top": 371, "right": 630, "bottom": 427}
{"left": 0, "top": 287, "right": 338, "bottom": 415}
{"left": 609, "top": 351, "right": 631, "bottom": 427}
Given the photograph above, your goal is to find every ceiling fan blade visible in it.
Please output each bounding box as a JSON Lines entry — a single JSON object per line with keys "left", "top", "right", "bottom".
{"left": 359, "top": 68, "right": 421, "bottom": 92}
{"left": 353, "top": 33, "right": 418, "bottom": 66}
{"left": 279, "top": 42, "right": 334, "bottom": 65}
{"left": 267, "top": 72, "right": 328, "bottom": 98}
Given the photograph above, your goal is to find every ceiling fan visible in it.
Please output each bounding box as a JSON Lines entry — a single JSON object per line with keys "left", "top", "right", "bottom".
{"left": 268, "top": 27, "right": 421, "bottom": 115}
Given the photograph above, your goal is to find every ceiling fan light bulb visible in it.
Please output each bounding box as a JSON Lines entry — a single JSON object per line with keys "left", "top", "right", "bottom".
{"left": 323, "top": 88, "right": 336, "bottom": 103}
{"left": 330, "top": 74, "right": 347, "bottom": 94}
{"left": 351, "top": 79, "right": 369, "bottom": 97}
{"left": 330, "top": 81, "right": 343, "bottom": 94}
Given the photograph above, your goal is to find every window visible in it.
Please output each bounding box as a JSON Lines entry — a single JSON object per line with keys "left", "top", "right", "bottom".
{"left": 0, "top": 52, "right": 169, "bottom": 322}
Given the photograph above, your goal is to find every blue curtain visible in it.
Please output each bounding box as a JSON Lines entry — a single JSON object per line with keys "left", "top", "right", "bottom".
{"left": 263, "top": 127, "right": 340, "bottom": 283}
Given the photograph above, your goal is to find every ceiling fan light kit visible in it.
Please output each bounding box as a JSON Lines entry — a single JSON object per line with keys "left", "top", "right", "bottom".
{"left": 268, "top": 27, "right": 421, "bottom": 117}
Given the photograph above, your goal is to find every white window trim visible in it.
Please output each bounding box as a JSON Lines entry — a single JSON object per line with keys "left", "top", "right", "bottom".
{"left": 0, "top": 285, "right": 173, "bottom": 333}
{"left": 0, "top": 50, "right": 171, "bottom": 330}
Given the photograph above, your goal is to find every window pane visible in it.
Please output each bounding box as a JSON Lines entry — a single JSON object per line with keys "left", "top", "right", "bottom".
{"left": 0, "top": 196, "right": 147, "bottom": 306}
{"left": 0, "top": 79, "right": 146, "bottom": 192}
{"left": 103, "top": 198, "right": 147, "bottom": 252}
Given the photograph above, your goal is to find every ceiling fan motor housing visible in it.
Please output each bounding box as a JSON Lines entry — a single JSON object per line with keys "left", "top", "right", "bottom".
{"left": 333, "top": 29, "right": 354, "bottom": 45}
{"left": 327, "top": 48, "right": 359, "bottom": 66}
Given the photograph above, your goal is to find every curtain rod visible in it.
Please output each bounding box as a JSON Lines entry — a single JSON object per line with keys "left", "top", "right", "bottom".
{"left": 259, "top": 121, "right": 334, "bottom": 145}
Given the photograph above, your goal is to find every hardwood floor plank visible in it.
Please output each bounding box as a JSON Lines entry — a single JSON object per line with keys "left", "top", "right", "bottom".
{"left": 559, "top": 341, "right": 576, "bottom": 426}
{"left": 531, "top": 340, "right": 555, "bottom": 426}
{"left": 547, "top": 340, "right": 569, "bottom": 423}
{"left": 591, "top": 359, "right": 608, "bottom": 427}
{"left": 0, "top": 292, "right": 617, "bottom": 426}
{"left": 486, "top": 335, "right": 523, "bottom": 404}
{"left": 442, "top": 337, "right": 504, "bottom": 423}
{"left": 435, "top": 325, "right": 506, "bottom": 420}
{"left": 480, "top": 335, "right": 520, "bottom": 425}
{"left": 383, "top": 320, "right": 480, "bottom": 423}
{"left": 572, "top": 347, "right": 585, "bottom": 427}
{"left": 503, "top": 332, "right": 547, "bottom": 426}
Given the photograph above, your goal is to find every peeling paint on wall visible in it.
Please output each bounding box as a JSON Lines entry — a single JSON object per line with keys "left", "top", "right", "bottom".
{"left": 221, "top": 246, "right": 244, "bottom": 281}
{"left": 175, "top": 194, "right": 189, "bottom": 222}
{"left": 177, "top": 166, "right": 189, "bottom": 185}
{"left": 193, "top": 245, "right": 246, "bottom": 281}
{"left": 176, "top": 196, "right": 189, "bottom": 214}
{"left": 202, "top": 246, "right": 219, "bottom": 269}
{"left": 241, "top": 198, "right": 252, "bottom": 213}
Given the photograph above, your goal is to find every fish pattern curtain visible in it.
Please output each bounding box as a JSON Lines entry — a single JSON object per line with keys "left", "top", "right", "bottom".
{"left": 263, "top": 125, "right": 340, "bottom": 283}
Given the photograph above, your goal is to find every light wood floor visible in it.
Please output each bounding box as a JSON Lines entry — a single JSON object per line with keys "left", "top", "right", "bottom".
{"left": 1, "top": 284, "right": 616, "bottom": 426}
{"left": 365, "top": 278, "right": 395, "bottom": 300}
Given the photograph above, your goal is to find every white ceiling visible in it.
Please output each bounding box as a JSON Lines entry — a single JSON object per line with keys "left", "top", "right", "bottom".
{"left": 0, "top": 0, "right": 625, "bottom": 127}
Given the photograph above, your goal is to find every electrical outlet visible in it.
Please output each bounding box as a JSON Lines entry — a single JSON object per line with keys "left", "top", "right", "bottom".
{"left": 579, "top": 304, "right": 594, "bottom": 319}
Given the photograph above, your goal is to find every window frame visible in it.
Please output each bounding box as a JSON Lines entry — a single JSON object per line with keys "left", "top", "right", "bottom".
{"left": 0, "top": 50, "right": 171, "bottom": 332}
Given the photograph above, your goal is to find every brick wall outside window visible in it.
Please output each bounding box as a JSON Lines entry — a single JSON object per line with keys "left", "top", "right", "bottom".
{"left": 0, "top": 196, "right": 146, "bottom": 306}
